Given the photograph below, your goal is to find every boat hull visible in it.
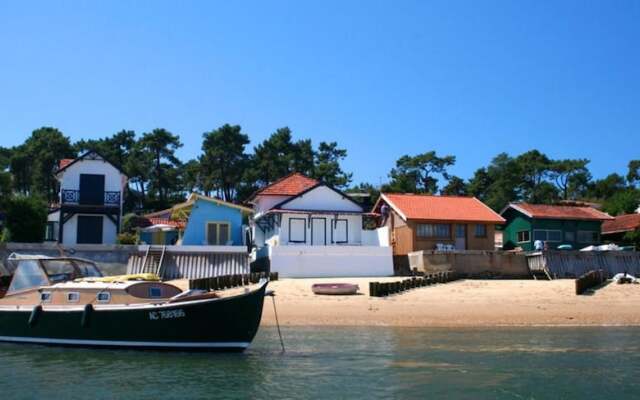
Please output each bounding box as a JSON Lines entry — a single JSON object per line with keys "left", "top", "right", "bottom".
{"left": 0, "top": 283, "right": 267, "bottom": 352}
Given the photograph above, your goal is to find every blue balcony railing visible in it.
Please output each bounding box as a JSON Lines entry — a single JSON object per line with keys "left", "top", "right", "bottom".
{"left": 61, "top": 190, "right": 121, "bottom": 207}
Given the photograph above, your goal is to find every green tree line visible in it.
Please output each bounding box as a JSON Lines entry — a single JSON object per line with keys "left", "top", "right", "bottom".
{"left": 1, "top": 126, "right": 639, "bottom": 219}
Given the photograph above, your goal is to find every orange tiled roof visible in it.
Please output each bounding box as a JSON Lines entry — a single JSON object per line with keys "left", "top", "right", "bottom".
{"left": 509, "top": 203, "right": 613, "bottom": 221}
{"left": 59, "top": 159, "right": 74, "bottom": 169}
{"left": 602, "top": 213, "right": 640, "bottom": 234}
{"left": 255, "top": 173, "right": 318, "bottom": 197}
{"left": 381, "top": 193, "right": 505, "bottom": 223}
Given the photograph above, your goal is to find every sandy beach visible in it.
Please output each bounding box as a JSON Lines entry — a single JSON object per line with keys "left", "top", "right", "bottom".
{"left": 260, "top": 278, "right": 640, "bottom": 327}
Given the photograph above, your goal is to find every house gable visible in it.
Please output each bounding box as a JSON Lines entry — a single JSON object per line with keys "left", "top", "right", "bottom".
{"left": 181, "top": 198, "right": 245, "bottom": 246}
{"left": 275, "top": 185, "right": 363, "bottom": 213}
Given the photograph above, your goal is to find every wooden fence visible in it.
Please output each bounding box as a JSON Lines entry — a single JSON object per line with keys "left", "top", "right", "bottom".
{"left": 369, "top": 271, "right": 456, "bottom": 297}
{"left": 127, "top": 248, "right": 249, "bottom": 280}
{"left": 527, "top": 251, "right": 640, "bottom": 278}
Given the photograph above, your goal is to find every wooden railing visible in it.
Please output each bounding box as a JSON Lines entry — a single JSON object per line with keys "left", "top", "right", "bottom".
{"left": 60, "top": 190, "right": 121, "bottom": 206}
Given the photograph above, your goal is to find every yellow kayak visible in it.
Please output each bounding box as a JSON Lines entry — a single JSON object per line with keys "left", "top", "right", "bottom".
{"left": 75, "top": 273, "right": 161, "bottom": 283}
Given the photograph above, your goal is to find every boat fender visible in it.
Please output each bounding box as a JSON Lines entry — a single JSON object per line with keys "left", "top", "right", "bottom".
{"left": 28, "top": 305, "right": 43, "bottom": 327}
{"left": 81, "top": 304, "right": 93, "bottom": 328}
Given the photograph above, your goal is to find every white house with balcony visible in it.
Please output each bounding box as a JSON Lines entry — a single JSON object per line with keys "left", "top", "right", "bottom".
{"left": 46, "top": 150, "right": 127, "bottom": 245}
{"left": 249, "top": 173, "right": 393, "bottom": 278}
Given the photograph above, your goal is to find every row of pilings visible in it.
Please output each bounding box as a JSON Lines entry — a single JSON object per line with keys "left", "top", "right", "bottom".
{"left": 189, "top": 272, "right": 278, "bottom": 291}
{"left": 369, "top": 271, "right": 456, "bottom": 297}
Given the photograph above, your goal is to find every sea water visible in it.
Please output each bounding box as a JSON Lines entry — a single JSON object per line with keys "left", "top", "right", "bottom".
{"left": 1, "top": 327, "right": 639, "bottom": 399}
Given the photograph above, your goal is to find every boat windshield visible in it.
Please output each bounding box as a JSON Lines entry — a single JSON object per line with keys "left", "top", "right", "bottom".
{"left": 41, "top": 259, "right": 102, "bottom": 283}
{"left": 7, "top": 260, "right": 49, "bottom": 294}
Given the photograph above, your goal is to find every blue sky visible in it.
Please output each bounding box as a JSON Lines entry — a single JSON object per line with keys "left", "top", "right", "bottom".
{"left": 1, "top": 1, "right": 638, "bottom": 186}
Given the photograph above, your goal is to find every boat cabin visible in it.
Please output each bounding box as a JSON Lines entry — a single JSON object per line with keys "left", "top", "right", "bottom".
{"left": 0, "top": 256, "right": 181, "bottom": 306}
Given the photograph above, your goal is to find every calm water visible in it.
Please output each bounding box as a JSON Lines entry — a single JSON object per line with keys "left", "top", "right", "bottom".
{"left": 1, "top": 327, "right": 639, "bottom": 399}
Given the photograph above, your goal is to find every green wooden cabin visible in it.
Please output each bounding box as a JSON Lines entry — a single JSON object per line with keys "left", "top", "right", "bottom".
{"left": 500, "top": 203, "right": 613, "bottom": 251}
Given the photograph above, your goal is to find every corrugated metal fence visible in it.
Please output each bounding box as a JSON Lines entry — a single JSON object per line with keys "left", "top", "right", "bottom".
{"left": 127, "top": 248, "right": 249, "bottom": 280}
{"left": 526, "top": 251, "right": 640, "bottom": 278}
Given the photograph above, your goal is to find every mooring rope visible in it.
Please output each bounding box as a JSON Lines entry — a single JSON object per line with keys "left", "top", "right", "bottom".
{"left": 269, "top": 292, "right": 285, "bottom": 353}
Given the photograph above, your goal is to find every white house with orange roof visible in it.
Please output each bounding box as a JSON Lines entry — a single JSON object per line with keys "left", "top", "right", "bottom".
{"left": 248, "top": 173, "right": 393, "bottom": 277}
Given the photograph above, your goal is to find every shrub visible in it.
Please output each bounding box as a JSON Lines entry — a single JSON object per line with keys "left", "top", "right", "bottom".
{"left": 4, "top": 196, "right": 47, "bottom": 242}
{"left": 117, "top": 232, "right": 139, "bottom": 245}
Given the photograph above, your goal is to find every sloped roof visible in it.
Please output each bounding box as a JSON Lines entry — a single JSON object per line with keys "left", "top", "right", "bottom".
{"left": 504, "top": 203, "right": 613, "bottom": 221}
{"left": 252, "top": 173, "right": 319, "bottom": 197}
{"left": 144, "top": 192, "right": 252, "bottom": 219}
{"left": 59, "top": 159, "right": 74, "bottom": 169}
{"left": 602, "top": 213, "right": 640, "bottom": 234}
{"left": 378, "top": 193, "right": 505, "bottom": 223}
{"left": 55, "top": 149, "right": 127, "bottom": 178}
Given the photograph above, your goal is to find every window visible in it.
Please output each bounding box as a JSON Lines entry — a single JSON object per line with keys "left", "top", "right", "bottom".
{"left": 517, "top": 231, "right": 530, "bottom": 243}
{"left": 7, "top": 260, "right": 49, "bottom": 294}
{"left": 474, "top": 224, "right": 487, "bottom": 238}
{"left": 45, "top": 222, "right": 58, "bottom": 241}
{"left": 67, "top": 292, "right": 80, "bottom": 303}
{"left": 333, "top": 219, "right": 348, "bottom": 244}
{"left": 41, "top": 260, "right": 77, "bottom": 283}
{"left": 564, "top": 231, "right": 575, "bottom": 242}
{"left": 416, "top": 224, "right": 451, "bottom": 238}
{"left": 40, "top": 291, "right": 52, "bottom": 303}
{"left": 96, "top": 292, "right": 111, "bottom": 303}
{"left": 288, "top": 218, "right": 306, "bottom": 243}
{"left": 577, "top": 230, "right": 599, "bottom": 243}
{"left": 149, "top": 287, "right": 162, "bottom": 298}
{"left": 533, "top": 230, "right": 562, "bottom": 242}
{"left": 206, "top": 222, "right": 231, "bottom": 245}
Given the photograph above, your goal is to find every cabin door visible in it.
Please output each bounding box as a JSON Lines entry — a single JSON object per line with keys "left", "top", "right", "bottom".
{"left": 311, "top": 218, "right": 326, "bottom": 246}
{"left": 455, "top": 224, "right": 466, "bottom": 250}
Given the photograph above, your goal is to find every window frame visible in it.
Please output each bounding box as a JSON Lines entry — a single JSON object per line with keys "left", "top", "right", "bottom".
{"left": 67, "top": 292, "right": 80, "bottom": 303}
{"left": 517, "top": 230, "right": 530, "bottom": 243}
{"left": 148, "top": 287, "right": 162, "bottom": 298}
{"left": 416, "top": 223, "right": 451, "bottom": 239}
{"left": 577, "top": 230, "right": 600, "bottom": 244}
{"left": 40, "top": 291, "right": 52, "bottom": 303}
{"left": 205, "top": 221, "right": 232, "bottom": 246}
{"left": 533, "top": 229, "right": 563, "bottom": 243}
{"left": 96, "top": 291, "right": 111, "bottom": 303}
{"left": 474, "top": 224, "right": 487, "bottom": 238}
{"left": 288, "top": 218, "right": 307, "bottom": 243}
{"left": 332, "top": 219, "right": 349, "bottom": 244}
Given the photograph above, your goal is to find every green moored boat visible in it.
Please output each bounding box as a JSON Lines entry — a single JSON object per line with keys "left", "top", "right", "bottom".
{"left": 0, "top": 255, "right": 268, "bottom": 351}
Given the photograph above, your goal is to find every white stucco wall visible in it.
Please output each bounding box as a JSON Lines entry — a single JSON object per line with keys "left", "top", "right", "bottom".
{"left": 267, "top": 245, "right": 394, "bottom": 278}
{"left": 254, "top": 195, "right": 290, "bottom": 216}
{"left": 58, "top": 159, "right": 126, "bottom": 192}
{"left": 281, "top": 186, "right": 362, "bottom": 212}
{"left": 362, "top": 227, "right": 390, "bottom": 246}
{"left": 62, "top": 214, "right": 118, "bottom": 245}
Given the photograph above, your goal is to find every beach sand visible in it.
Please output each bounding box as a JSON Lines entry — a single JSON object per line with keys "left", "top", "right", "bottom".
{"left": 259, "top": 278, "right": 640, "bottom": 327}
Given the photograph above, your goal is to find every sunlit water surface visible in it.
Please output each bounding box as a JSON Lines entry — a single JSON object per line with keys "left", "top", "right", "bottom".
{"left": 1, "top": 327, "right": 639, "bottom": 399}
